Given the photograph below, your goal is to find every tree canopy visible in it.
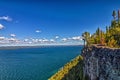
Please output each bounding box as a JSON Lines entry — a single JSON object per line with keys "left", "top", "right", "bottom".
{"left": 82, "top": 10, "right": 120, "bottom": 48}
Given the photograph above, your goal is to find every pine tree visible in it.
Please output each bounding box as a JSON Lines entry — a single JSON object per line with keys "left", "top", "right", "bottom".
{"left": 112, "top": 10, "right": 116, "bottom": 20}
{"left": 118, "top": 10, "right": 120, "bottom": 25}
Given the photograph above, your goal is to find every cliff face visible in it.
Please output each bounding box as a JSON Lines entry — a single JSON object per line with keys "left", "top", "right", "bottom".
{"left": 49, "top": 46, "right": 120, "bottom": 80}
{"left": 82, "top": 46, "right": 120, "bottom": 80}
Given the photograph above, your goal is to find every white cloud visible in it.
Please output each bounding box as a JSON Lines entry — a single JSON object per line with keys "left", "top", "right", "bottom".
{"left": 61, "top": 36, "right": 82, "bottom": 43}
{"left": 55, "top": 36, "right": 59, "bottom": 39}
{"left": 50, "top": 39, "right": 55, "bottom": 42}
{"left": 0, "top": 16, "right": 12, "bottom": 21}
{"left": 0, "top": 24, "right": 4, "bottom": 30}
{"left": 9, "top": 38, "right": 16, "bottom": 41}
{"left": 0, "top": 35, "right": 83, "bottom": 45}
{"left": 36, "top": 30, "right": 41, "bottom": 33}
{"left": 38, "top": 39, "right": 42, "bottom": 42}
{"left": 28, "top": 42, "right": 32, "bottom": 44}
{"left": 24, "top": 39, "right": 29, "bottom": 42}
{"left": 72, "top": 36, "right": 81, "bottom": 40}
{"left": 10, "top": 34, "right": 16, "bottom": 37}
{"left": 0, "top": 36, "right": 5, "bottom": 40}
{"left": 62, "top": 38, "right": 67, "bottom": 41}
{"left": 42, "top": 39, "right": 49, "bottom": 42}
{"left": 32, "top": 39, "right": 39, "bottom": 43}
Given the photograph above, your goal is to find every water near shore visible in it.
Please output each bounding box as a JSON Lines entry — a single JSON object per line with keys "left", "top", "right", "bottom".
{"left": 0, "top": 45, "right": 83, "bottom": 80}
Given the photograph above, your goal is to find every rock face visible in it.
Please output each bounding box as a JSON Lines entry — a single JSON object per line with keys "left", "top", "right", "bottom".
{"left": 49, "top": 45, "right": 120, "bottom": 80}
{"left": 82, "top": 45, "right": 120, "bottom": 80}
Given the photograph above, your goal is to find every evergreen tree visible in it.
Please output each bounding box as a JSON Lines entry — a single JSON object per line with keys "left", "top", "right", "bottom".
{"left": 82, "top": 10, "right": 120, "bottom": 47}
{"left": 118, "top": 10, "right": 120, "bottom": 25}
{"left": 112, "top": 10, "right": 117, "bottom": 20}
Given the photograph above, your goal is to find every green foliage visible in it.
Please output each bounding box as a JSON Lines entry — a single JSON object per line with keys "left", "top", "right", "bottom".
{"left": 107, "top": 36, "right": 117, "bottom": 47}
{"left": 82, "top": 10, "right": 120, "bottom": 48}
{"left": 112, "top": 10, "right": 117, "bottom": 20}
{"left": 49, "top": 56, "right": 83, "bottom": 80}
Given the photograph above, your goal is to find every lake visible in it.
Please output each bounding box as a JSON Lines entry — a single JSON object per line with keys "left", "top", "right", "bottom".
{"left": 0, "top": 45, "right": 83, "bottom": 80}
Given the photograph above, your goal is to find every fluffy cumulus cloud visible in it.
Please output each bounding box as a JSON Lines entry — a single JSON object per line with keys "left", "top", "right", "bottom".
{"left": 50, "top": 39, "right": 55, "bottom": 42}
{"left": 10, "top": 34, "right": 16, "bottom": 37}
{"left": 61, "top": 36, "right": 82, "bottom": 42}
{"left": 55, "top": 36, "right": 59, "bottom": 39}
{"left": 9, "top": 38, "right": 16, "bottom": 41}
{"left": 0, "top": 35, "right": 83, "bottom": 45}
{"left": 0, "top": 24, "right": 4, "bottom": 30}
{"left": 35, "top": 30, "right": 41, "bottom": 33}
{"left": 0, "top": 36, "right": 5, "bottom": 40}
{"left": 0, "top": 16, "right": 12, "bottom": 21}
{"left": 72, "top": 36, "right": 82, "bottom": 40}
{"left": 62, "top": 38, "right": 67, "bottom": 41}
{"left": 24, "top": 39, "right": 29, "bottom": 42}
{"left": 42, "top": 39, "right": 49, "bottom": 42}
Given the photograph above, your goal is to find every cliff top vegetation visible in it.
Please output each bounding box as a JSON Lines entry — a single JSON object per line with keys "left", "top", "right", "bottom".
{"left": 82, "top": 10, "right": 120, "bottom": 48}
{"left": 49, "top": 55, "right": 83, "bottom": 80}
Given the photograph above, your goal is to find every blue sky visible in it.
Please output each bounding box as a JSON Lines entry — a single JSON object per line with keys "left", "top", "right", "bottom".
{"left": 0, "top": 0, "right": 120, "bottom": 45}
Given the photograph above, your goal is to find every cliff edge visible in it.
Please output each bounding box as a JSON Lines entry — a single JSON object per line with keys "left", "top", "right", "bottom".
{"left": 82, "top": 45, "right": 120, "bottom": 80}
{"left": 49, "top": 45, "right": 120, "bottom": 80}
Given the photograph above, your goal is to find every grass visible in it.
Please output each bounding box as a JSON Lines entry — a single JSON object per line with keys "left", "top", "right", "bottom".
{"left": 49, "top": 55, "right": 83, "bottom": 80}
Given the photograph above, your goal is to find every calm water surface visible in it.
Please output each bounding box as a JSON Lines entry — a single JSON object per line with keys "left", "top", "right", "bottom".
{"left": 0, "top": 45, "right": 83, "bottom": 80}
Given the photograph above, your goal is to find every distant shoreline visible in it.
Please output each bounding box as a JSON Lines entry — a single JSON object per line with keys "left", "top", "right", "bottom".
{"left": 0, "top": 44, "right": 83, "bottom": 50}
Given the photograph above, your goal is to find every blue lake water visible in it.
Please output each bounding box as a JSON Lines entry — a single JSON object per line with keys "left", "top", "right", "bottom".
{"left": 0, "top": 45, "right": 83, "bottom": 80}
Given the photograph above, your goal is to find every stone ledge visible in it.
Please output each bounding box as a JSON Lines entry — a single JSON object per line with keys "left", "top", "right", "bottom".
{"left": 82, "top": 45, "right": 120, "bottom": 80}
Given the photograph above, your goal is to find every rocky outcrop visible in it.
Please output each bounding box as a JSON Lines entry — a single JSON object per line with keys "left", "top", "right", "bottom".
{"left": 49, "top": 45, "right": 120, "bottom": 80}
{"left": 82, "top": 45, "right": 120, "bottom": 80}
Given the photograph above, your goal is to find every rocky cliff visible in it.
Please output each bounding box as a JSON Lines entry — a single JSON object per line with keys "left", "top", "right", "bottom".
{"left": 49, "top": 45, "right": 120, "bottom": 80}
{"left": 82, "top": 45, "right": 120, "bottom": 80}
